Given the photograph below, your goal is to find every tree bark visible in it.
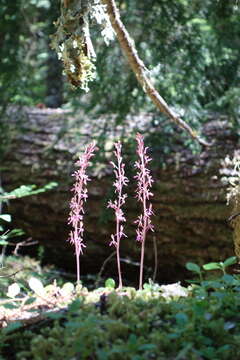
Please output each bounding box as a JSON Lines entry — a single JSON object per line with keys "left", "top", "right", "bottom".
{"left": 44, "top": 0, "right": 64, "bottom": 108}
{"left": 1, "top": 107, "right": 239, "bottom": 284}
{"left": 101, "top": 0, "right": 209, "bottom": 147}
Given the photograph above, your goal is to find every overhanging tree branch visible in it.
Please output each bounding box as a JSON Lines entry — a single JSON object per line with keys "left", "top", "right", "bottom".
{"left": 101, "top": 0, "right": 210, "bottom": 147}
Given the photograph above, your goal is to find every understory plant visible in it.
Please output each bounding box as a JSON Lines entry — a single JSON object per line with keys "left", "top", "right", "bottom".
{"left": 68, "top": 143, "right": 98, "bottom": 284}
{"left": 0, "top": 182, "right": 57, "bottom": 266}
{"left": 68, "top": 134, "right": 155, "bottom": 289}
{"left": 134, "top": 133, "right": 154, "bottom": 290}
{"left": 2, "top": 256, "right": 240, "bottom": 360}
{"left": 107, "top": 141, "right": 129, "bottom": 289}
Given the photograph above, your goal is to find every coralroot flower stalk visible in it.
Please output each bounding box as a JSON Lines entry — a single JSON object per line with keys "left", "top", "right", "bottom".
{"left": 135, "top": 133, "right": 154, "bottom": 290}
{"left": 108, "top": 141, "right": 129, "bottom": 288}
{"left": 68, "top": 143, "right": 97, "bottom": 283}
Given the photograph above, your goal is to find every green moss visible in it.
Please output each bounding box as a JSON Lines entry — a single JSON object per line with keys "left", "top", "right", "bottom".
{"left": 2, "top": 275, "right": 240, "bottom": 360}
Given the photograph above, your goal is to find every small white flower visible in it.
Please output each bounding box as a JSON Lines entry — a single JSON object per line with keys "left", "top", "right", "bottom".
{"left": 72, "top": 40, "right": 78, "bottom": 49}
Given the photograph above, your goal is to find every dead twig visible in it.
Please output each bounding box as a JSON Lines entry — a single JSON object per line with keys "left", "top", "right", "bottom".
{"left": 13, "top": 238, "right": 38, "bottom": 256}
{"left": 0, "top": 268, "right": 24, "bottom": 278}
{"left": 95, "top": 251, "right": 116, "bottom": 287}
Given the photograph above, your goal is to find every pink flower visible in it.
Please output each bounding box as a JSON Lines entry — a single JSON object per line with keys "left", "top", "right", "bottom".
{"left": 134, "top": 133, "right": 154, "bottom": 289}
{"left": 68, "top": 142, "right": 98, "bottom": 283}
{"left": 107, "top": 141, "right": 129, "bottom": 288}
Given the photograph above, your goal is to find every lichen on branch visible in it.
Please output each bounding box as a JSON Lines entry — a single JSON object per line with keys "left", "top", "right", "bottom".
{"left": 51, "top": 0, "right": 113, "bottom": 91}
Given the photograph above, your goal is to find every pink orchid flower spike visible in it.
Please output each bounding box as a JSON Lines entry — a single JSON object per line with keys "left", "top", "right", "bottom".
{"left": 68, "top": 142, "right": 98, "bottom": 284}
{"left": 134, "top": 133, "right": 154, "bottom": 290}
{"left": 108, "top": 141, "right": 129, "bottom": 289}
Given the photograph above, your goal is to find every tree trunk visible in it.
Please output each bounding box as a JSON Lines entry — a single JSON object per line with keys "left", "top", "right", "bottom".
{"left": 1, "top": 107, "right": 239, "bottom": 284}
{"left": 44, "top": 0, "right": 64, "bottom": 108}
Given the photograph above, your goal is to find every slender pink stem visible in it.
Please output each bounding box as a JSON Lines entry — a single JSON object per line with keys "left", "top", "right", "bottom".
{"left": 108, "top": 141, "right": 128, "bottom": 289}
{"left": 116, "top": 154, "right": 123, "bottom": 289}
{"left": 68, "top": 142, "right": 97, "bottom": 284}
{"left": 134, "top": 133, "right": 154, "bottom": 290}
{"left": 76, "top": 253, "right": 80, "bottom": 284}
{"left": 139, "top": 187, "right": 147, "bottom": 290}
{"left": 116, "top": 237, "right": 122, "bottom": 289}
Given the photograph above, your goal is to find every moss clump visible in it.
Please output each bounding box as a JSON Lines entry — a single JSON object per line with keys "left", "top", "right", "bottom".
{"left": 2, "top": 276, "right": 240, "bottom": 360}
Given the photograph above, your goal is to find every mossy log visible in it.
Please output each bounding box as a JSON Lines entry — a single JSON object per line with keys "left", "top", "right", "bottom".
{"left": 1, "top": 107, "right": 239, "bottom": 284}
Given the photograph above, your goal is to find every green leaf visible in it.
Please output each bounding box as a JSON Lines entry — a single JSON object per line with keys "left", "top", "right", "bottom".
{"left": 0, "top": 239, "right": 8, "bottom": 245}
{"left": 139, "top": 344, "right": 157, "bottom": 351}
{"left": 202, "top": 280, "right": 222, "bottom": 289}
{"left": 46, "top": 311, "right": 65, "bottom": 320}
{"left": 218, "top": 344, "right": 231, "bottom": 352}
{"left": 190, "top": 18, "right": 207, "bottom": 25}
{"left": 223, "top": 256, "right": 237, "bottom": 267}
{"left": 128, "top": 334, "right": 137, "bottom": 344}
{"left": 3, "top": 303, "right": 19, "bottom": 309}
{"left": 168, "top": 333, "right": 180, "bottom": 339}
{"left": 224, "top": 321, "right": 236, "bottom": 331}
{"left": 24, "top": 297, "right": 37, "bottom": 305}
{"left": 143, "top": 283, "right": 151, "bottom": 290}
{"left": 212, "top": 291, "right": 226, "bottom": 299}
{"left": 186, "top": 262, "right": 201, "bottom": 274}
{"left": 222, "top": 274, "right": 235, "bottom": 285}
{"left": 0, "top": 214, "right": 11, "bottom": 222}
{"left": 28, "top": 277, "right": 45, "bottom": 296}
{"left": 175, "top": 312, "right": 188, "bottom": 325}
{"left": 0, "top": 182, "right": 58, "bottom": 201}
{"left": 7, "top": 283, "right": 20, "bottom": 298}
{"left": 7, "top": 229, "right": 25, "bottom": 238}
{"left": 203, "top": 262, "right": 221, "bottom": 271}
{"left": 96, "top": 349, "right": 109, "bottom": 360}
{"left": 61, "top": 282, "right": 75, "bottom": 295}
{"left": 2, "top": 321, "right": 22, "bottom": 333}
{"left": 105, "top": 278, "right": 116, "bottom": 289}
{"left": 68, "top": 299, "right": 82, "bottom": 313}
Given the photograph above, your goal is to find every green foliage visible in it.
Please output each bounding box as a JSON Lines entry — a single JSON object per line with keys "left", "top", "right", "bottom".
{"left": 105, "top": 278, "right": 116, "bottom": 289}
{"left": 1, "top": 0, "right": 239, "bottom": 133}
{"left": 0, "top": 182, "right": 57, "bottom": 250}
{"left": 1, "top": 261, "right": 240, "bottom": 359}
{"left": 203, "top": 257, "right": 237, "bottom": 273}
{"left": 85, "top": 0, "right": 240, "bottom": 129}
{"left": 0, "top": 0, "right": 22, "bottom": 106}
{"left": 0, "top": 215, "right": 11, "bottom": 223}
{"left": 0, "top": 211, "right": 25, "bottom": 246}
{"left": 0, "top": 182, "right": 58, "bottom": 201}
{"left": 0, "top": 0, "right": 60, "bottom": 108}
{"left": 186, "top": 262, "right": 201, "bottom": 275}
{"left": 0, "top": 255, "right": 66, "bottom": 298}
{"left": 186, "top": 256, "right": 237, "bottom": 285}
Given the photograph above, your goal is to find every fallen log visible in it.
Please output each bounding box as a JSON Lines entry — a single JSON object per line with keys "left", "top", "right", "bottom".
{"left": 1, "top": 107, "right": 239, "bottom": 284}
